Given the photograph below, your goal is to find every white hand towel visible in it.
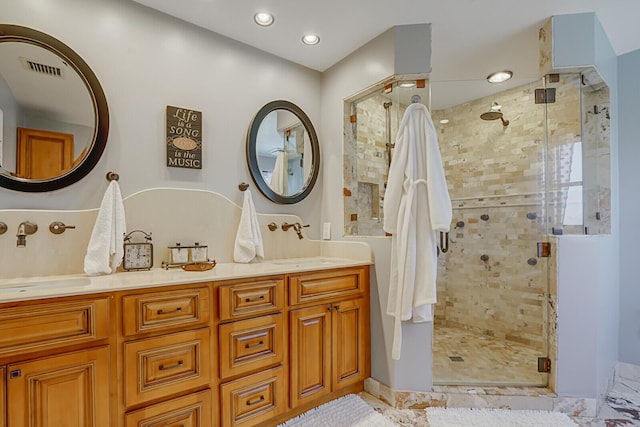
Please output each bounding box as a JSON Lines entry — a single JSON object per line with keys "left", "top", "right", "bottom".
{"left": 84, "top": 180, "right": 126, "bottom": 276}
{"left": 234, "top": 190, "right": 264, "bottom": 263}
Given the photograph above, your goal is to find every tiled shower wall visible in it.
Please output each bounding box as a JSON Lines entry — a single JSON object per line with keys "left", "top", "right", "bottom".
{"left": 431, "top": 76, "right": 581, "bottom": 351}
{"left": 344, "top": 95, "right": 406, "bottom": 236}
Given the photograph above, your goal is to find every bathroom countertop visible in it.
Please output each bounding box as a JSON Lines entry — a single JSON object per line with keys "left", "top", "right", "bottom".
{"left": 0, "top": 256, "right": 372, "bottom": 303}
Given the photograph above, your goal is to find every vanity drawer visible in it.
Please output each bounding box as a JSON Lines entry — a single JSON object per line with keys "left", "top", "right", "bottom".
{"left": 218, "top": 277, "right": 284, "bottom": 321}
{"left": 123, "top": 287, "right": 210, "bottom": 336}
{"left": 289, "top": 267, "right": 366, "bottom": 306}
{"left": 124, "top": 328, "right": 211, "bottom": 407}
{"left": 0, "top": 298, "right": 109, "bottom": 358}
{"left": 125, "top": 389, "right": 212, "bottom": 427}
{"left": 220, "top": 366, "right": 286, "bottom": 427}
{"left": 219, "top": 314, "right": 284, "bottom": 380}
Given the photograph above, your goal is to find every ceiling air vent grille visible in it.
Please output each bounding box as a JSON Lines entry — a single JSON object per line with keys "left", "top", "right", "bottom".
{"left": 19, "top": 57, "right": 64, "bottom": 78}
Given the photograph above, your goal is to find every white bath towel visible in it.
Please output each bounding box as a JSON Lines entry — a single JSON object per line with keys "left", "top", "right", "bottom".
{"left": 84, "top": 180, "right": 126, "bottom": 276}
{"left": 234, "top": 190, "right": 264, "bottom": 263}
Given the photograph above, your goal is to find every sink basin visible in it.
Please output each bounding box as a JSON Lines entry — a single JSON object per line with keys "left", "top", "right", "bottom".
{"left": 0, "top": 277, "right": 91, "bottom": 294}
{"left": 272, "top": 258, "right": 338, "bottom": 268}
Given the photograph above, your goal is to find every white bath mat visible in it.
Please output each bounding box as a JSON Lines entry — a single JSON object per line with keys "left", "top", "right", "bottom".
{"left": 426, "top": 407, "right": 578, "bottom": 426}
{"left": 277, "top": 394, "right": 395, "bottom": 427}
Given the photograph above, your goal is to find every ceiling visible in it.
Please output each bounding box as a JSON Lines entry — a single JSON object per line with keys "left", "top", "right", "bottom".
{"left": 131, "top": 0, "right": 640, "bottom": 108}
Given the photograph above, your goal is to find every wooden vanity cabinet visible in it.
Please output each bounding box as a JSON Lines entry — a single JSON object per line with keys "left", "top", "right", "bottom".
{"left": 0, "top": 296, "right": 112, "bottom": 427}
{"left": 0, "top": 264, "right": 370, "bottom": 426}
{"left": 288, "top": 267, "right": 370, "bottom": 409}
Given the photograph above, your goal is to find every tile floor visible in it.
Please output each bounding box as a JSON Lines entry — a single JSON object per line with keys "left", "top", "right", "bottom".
{"left": 432, "top": 325, "right": 547, "bottom": 385}
{"left": 361, "top": 362, "right": 640, "bottom": 426}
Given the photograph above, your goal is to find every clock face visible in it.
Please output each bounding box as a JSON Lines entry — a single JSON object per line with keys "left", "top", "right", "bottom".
{"left": 123, "top": 243, "right": 153, "bottom": 270}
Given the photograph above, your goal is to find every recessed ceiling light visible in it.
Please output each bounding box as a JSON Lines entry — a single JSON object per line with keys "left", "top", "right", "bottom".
{"left": 301, "top": 34, "right": 320, "bottom": 45}
{"left": 399, "top": 82, "right": 415, "bottom": 88}
{"left": 439, "top": 119, "right": 449, "bottom": 124}
{"left": 487, "top": 70, "right": 513, "bottom": 84}
{"left": 254, "top": 12, "right": 274, "bottom": 27}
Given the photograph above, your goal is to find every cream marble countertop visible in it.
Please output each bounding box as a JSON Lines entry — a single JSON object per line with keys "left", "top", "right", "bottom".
{"left": 0, "top": 257, "right": 372, "bottom": 303}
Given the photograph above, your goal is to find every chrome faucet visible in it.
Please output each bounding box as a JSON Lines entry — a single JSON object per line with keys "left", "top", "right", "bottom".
{"left": 282, "top": 222, "right": 310, "bottom": 239}
{"left": 16, "top": 221, "right": 38, "bottom": 247}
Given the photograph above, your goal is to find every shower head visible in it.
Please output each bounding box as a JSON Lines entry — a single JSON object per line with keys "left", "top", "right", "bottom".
{"left": 480, "top": 102, "right": 509, "bottom": 127}
{"left": 480, "top": 111, "right": 503, "bottom": 121}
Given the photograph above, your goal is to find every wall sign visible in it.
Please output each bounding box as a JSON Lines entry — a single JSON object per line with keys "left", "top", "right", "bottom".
{"left": 166, "top": 106, "right": 202, "bottom": 169}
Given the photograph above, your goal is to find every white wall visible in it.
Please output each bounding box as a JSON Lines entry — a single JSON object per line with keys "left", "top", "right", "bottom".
{"left": 320, "top": 24, "right": 433, "bottom": 390}
{"left": 618, "top": 48, "right": 640, "bottom": 365}
{"left": 2, "top": 0, "right": 323, "bottom": 237}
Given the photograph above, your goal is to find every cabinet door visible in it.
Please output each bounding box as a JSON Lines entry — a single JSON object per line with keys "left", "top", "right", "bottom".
{"left": 16, "top": 127, "right": 74, "bottom": 179}
{"left": 7, "top": 346, "right": 110, "bottom": 427}
{"left": 332, "top": 298, "right": 369, "bottom": 391}
{"left": 289, "top": 305, "right": 331, "bottom": 408}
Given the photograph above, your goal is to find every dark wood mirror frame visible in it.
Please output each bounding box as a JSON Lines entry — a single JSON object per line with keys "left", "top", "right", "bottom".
{"left": 246, "top": 100, "right": 320, "bottom": 204}
{"left": 0, "top": 24, "right": 109, "bottom": 192}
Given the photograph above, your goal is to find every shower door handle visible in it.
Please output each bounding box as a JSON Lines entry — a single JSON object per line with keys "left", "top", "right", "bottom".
{"left": 439, "top": 232, "right": 449, "bottom": 253}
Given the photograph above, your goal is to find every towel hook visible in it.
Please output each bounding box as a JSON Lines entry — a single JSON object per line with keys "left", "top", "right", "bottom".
{"left": 106, "top": 171, "right": 119, "bottom": 182}
{"left": 411, "top": 95, "right": 422, "bottom": 104}
{"left": 239, "top": 182, "right": 249, "bottom": 191}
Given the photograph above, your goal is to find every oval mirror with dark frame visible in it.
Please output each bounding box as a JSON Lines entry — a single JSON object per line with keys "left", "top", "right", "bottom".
{"left": 0, "top": 24, "right": 109, "bottom": 192}
{"left": 246, "top": 100, "right": 319, "bottom": 204}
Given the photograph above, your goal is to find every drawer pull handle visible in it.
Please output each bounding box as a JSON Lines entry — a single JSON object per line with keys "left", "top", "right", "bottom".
{"left": 246, "top": 395, "right": 265, "bottom": 406}
{"left": 157, "top": 307, "right": 182, "bottom": 315}
{"left": 245, "top": 295, "right": 265, "bottom": 303}
{"left": 245, "top": 340, "right": 265, "bottom": 349}
{"left": 159, "top": 360, "right": 184, "bottom": 371}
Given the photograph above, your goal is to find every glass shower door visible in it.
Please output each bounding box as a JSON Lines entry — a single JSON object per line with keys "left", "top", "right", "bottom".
{"left": 431, "top": 77, "right": 553, "bottom": 386}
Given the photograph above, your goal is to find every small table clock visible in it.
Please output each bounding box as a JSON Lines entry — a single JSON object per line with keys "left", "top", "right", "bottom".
{"left": 123, "top": 230, "right": 153, "bottom": 271}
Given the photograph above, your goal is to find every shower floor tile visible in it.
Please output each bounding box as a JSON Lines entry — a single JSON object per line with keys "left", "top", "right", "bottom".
{"left": 433, "top": 325, "right": 548, "bottom": 386}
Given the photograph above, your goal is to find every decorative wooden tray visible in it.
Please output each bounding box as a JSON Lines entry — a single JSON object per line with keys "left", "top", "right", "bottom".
{"left": 181, "top": 260, "right": 217, "bottom": 272}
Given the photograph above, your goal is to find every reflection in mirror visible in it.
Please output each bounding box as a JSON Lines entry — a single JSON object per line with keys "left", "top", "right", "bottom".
{"left": 247, "top": 100, "right": 319, "bottom": 204}
{"left": 0, "top": 24, "right": 108, "bottom": 192}
{"left": 255, "top": 109, "right": 312, "bottom": 196}
{"left": 0, "top": 42, "right": 94, "bottom": 179}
